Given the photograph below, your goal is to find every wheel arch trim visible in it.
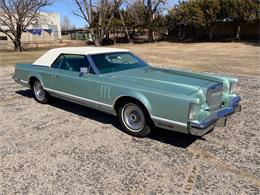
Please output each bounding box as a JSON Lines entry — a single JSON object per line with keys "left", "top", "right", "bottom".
{"left": 113, "top": 93, "right": 153, "bottom": 117}
{"left": 28, "top": 74, "right": 45, "bottom": 88}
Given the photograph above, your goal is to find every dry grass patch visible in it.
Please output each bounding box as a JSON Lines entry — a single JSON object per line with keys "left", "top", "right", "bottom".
{"left": 0, "top": 42, "right": 259, "bottom": 76}
{"left": 0, "top": 50, "right": 46, "bottom": 67}
{"left": 115, "top": 42, "right": 260, "bottom": 77}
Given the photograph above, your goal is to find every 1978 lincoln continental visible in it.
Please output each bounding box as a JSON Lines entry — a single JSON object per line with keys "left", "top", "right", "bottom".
{"left": 13, "top": 47, "right": 241, "bottom": 137}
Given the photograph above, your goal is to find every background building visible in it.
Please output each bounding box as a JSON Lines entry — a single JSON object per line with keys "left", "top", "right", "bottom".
{"left": 0, "top": 12, "right": 61, "bottom": 47}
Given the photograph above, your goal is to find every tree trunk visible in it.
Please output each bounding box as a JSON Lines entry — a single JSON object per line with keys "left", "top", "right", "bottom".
{"left": 89, "top": 28, "right": 101, "bottom": 46}
{"left": 209, "top": 26, "right": 214, "bottom": 41}
{"left": 148, "top": 27, "right": 153, "bottom": 42}
{"left": 13, "top": 23, "right": 23, "bottom": 52}
{"left": 182, "top": 25, "right": 186, "bottom": 39}
{"left": 235, "top": 22, "right": 241, "bottom": 40}
{"left": 94, "top": 33, "right": 102, "bottom": 46}
{"left": 178, "top": 25, "right": 181, "bottom": 38}
{"left": 148, "top": 29, "right": 153, "bottom": 42}
{"left": 14, "top": 39, "right": 22, "bottom": 52}
{"left": 105, "top": 31, "right": 109, "bottom": 39}
{"left": 147, "top": 0, "right": 153, "bottom": 42}
{"left": 94, "top": 39, "right": 102, "bottom": 46}
{"left": 119, "top": 10, "right": 132, "bottom": 43}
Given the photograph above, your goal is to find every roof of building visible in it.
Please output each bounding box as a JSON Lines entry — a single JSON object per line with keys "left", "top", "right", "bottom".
{"left": 33, "top": 47, "right": 129, "bottom": 67}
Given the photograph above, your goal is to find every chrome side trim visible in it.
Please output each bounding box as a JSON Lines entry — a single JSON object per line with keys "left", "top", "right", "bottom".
{"left": 20, "top": 79, "right": 28, "bottom": 84}
{"left": 151, "top": 116, "right": 187, "bottom": 127}
{"left": 44, "top": 88, "right": 113, "bottom": 109}
{"left": 12, "top": 76, "right": 29, "bottom": 86}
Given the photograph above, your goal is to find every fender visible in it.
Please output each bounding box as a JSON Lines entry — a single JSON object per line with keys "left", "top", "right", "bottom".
{"left": 113, "top": 90, "right": 153, "bottom": 116}
{"left": 28, "top": 72, "right": 45, "bottom": 87}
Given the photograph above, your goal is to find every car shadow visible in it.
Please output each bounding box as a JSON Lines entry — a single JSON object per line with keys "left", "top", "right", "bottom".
{"left": 148, "top": 128, "right": 202, "bottom": 148}
{"left": 15, "top": 89, "right": 201, "bottom": 148}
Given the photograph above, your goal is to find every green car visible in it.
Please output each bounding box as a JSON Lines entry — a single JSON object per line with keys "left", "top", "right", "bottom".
{"left": 13, "top": 47, "right": 241, "bottom": 137}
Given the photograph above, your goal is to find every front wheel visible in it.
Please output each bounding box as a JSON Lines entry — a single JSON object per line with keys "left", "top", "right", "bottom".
{"left": 118, "top": 102, "right": 151, "bottom": 137}
{"left": 32, "top": 80, "right": 49, "bottom": 104}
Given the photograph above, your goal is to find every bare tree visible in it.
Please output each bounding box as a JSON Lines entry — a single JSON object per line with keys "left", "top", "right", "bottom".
{"left": 0, "top": 0, "right": 52, "bottom": 51}
{"left": 142, "top": 0, "right": 165, "bottom": 42}
{"left": 74, "top": 0, "right": 122, "bottom": 46}
{"left": 61, "top": 16, "right": 72, "bottom": 31}
{"left": 118, "top": 9, "right": 131, "bottom": 42}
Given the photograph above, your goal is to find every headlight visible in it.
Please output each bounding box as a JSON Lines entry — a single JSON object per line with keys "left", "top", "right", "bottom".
{"left": 188, "top": 103, "right": 201, "bottom": 120}
{"left": 229, "top": 82, "right": 237, "bottom": 93}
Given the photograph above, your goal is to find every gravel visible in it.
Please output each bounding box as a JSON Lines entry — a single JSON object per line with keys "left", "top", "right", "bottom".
{"left": 0, "top": 66, "right": 259, "bottom": 194}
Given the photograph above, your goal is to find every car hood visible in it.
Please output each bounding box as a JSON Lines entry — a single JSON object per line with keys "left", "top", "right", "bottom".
{"left": 107, "top": 67, "right": 219, "bottom": 95}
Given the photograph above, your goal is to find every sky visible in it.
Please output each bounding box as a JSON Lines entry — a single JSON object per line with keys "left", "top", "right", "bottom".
{"left": 45, "top": 0, "right": 179, "bottom": 28}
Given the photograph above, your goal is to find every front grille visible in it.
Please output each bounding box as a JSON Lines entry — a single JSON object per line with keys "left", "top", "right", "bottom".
{"left": 207, "top": 83, "right": 223, "bottom": 112}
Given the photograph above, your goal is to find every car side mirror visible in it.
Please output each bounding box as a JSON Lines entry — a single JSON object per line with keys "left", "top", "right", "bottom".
{"left": 80, "top": 67, "right": 89, "bottom": 74}
{"left": 79, "top": 67, "right": 89, "bottom": 77}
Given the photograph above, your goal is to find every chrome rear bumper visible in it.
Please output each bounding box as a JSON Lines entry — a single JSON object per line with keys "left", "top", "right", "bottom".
{"left": 188, "top": 95, "right": 241, "bottom": 136}
{"left": 12, "top": 76, "right": 29, "bottom": 87}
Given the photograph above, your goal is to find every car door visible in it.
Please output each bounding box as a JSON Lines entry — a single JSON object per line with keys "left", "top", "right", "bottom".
{"left": 50, "top": 54, "right": 102, "bottom": 109}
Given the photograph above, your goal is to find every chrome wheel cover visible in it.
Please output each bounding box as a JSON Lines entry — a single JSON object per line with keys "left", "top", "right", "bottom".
{"left": 122, "top": 103, "right": 145, "bottom": 132}
{"left": 34, "top": 81, "right": 45, "bottom": 101}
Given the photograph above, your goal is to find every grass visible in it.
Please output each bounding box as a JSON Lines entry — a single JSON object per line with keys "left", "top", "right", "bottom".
{"left": 115, "top": 42, "right": 260, "bottom": 77}
{"left": 0, "top": 42, "right": 259, "bottom": 76}
{"left": 0, "top": 50, "right": 46, "bottom": 67}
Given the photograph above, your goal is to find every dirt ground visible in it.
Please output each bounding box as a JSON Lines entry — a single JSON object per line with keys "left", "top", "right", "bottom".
{"left": 0, "top": 42, "right": 260, "bottom": 194}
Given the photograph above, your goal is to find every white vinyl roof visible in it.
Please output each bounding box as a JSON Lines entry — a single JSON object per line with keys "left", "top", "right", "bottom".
{"left": 33, "top": 47, "right": 129, "bottom": 67}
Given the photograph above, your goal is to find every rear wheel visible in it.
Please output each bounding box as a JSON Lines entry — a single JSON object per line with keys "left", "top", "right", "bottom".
{"left": 118, "top": 102, "right": 151, "bottom": 137}
{"left": 32, "top": 80, "right": 49, "bottom": 104}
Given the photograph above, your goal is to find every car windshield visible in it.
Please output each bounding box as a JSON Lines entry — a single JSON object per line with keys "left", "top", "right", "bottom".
{"left": 90, "top": 52, "right": 148, "bottom": 74}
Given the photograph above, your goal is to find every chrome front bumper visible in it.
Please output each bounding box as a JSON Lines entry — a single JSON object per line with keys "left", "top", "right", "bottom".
{"left": 188, "top": 95, "right": 241, "bottom": 136}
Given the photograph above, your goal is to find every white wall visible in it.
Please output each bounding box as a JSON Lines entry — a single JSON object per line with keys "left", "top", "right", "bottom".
{"left": 26, "top": 12, "right": 62, "bottom": 39}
